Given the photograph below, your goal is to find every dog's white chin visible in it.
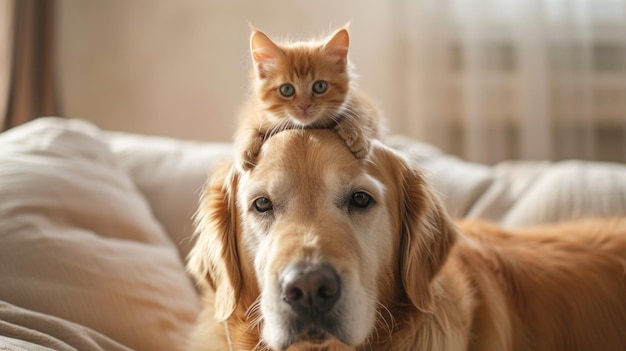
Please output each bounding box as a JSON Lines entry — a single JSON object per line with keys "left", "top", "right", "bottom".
{"left": 260, "top": 280, "right": 376, "bottom": 350}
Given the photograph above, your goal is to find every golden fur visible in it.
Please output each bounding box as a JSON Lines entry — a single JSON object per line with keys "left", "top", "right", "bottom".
{"left": 188, "top": 129, "right": 626, "bottom": 351}
{"left": 235, "top": 25, "right": 381, "bottom": 170}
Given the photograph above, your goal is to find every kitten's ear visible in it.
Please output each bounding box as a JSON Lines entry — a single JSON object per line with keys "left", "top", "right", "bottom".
{"left": 324, "top": 27, "right": 350, "bottom": 64}
{"left": 250, "top": 30, "right": 283, "bottom": 73}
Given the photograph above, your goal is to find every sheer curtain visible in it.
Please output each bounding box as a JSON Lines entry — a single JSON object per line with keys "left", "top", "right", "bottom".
{"left": 402, "top": 0, "right": 626, "bottom": 163}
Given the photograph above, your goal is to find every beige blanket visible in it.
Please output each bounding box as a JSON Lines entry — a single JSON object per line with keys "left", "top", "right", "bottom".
{"left": 0, "top": 302, "right": 130, "bottom": 351}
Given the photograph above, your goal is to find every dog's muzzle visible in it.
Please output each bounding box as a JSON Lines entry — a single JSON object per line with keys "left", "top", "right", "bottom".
{"left": 280, "top": 262, "right": 342, "bottom": 343}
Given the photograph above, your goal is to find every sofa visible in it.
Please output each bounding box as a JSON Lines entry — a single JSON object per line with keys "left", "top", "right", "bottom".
{"left": 1, "top": 117, "right": 624, "bottom": 351}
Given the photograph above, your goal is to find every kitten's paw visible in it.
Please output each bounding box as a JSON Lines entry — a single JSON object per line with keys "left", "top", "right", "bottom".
{"left": 238, "top": 151, "right": 256, "bottom": 171}
{"left": 237, "top": 135, "right": 265, "bottom": 171}
{"left": 349, "top": 138, "right": 370, "bottom": 159}
{"left": 334, "top": 124, "right": 370, "bottom": 159}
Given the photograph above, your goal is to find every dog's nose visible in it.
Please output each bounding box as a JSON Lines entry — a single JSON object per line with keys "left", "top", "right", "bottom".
{"left": 281, "top": 263, "right": 341, "bottom": 314}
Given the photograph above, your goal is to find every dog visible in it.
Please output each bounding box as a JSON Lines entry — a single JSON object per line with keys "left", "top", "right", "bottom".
{"left": 187, "top": 128, "right": 626, "bottom": 351}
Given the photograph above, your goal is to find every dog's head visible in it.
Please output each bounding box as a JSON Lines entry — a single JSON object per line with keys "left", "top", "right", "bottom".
{"left": 188, "top": 129, "right": 457, "bottom": 350}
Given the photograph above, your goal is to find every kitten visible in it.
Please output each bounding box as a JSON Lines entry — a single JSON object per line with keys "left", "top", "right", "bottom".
{"left": 235, "top": 25, "right": 382, "bottom": 170}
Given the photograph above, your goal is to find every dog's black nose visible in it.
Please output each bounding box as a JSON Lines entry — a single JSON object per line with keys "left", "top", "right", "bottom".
{"left": 281, "top": 263, "right": 341, "bottom": 314}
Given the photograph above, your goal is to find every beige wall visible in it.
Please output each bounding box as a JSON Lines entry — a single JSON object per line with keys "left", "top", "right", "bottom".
{"left": 56, "top": 1, "right": 404, "bottom": 142}
{"left": 56, "top": 1, "right": 625, "bottom": 163}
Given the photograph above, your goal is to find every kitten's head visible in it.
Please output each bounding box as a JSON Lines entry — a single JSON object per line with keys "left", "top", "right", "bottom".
{"left": 250, "top": 26, "right": 353, "bottom": 127}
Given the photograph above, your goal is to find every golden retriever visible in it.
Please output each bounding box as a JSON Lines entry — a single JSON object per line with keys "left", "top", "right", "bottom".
{"left": 187, "top": 129, "right": 626, "bottom": 351}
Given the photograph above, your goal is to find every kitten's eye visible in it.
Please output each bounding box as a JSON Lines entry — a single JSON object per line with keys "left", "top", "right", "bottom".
{"left": 253, "top": 197, "right": 273, "bottom": 213}
{"left": 279, "top": 84, "right": 295, "bottom": 97}
{"left": 349, "top": 191, "right": 374, "bottom": 210}
{"left": 312, "top": 80, "right": 328, "bottom": 95}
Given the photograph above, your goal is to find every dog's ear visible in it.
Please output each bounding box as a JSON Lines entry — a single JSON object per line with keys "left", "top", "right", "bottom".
{"left": 399, "top": 164, "right": 457, "bottom": 312}
{"left": 187, "top": 162, "right": 242, "bottom": 321}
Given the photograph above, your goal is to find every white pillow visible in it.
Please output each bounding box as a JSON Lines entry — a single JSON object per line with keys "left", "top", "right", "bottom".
{"left": 500, "top": 160, "right": 626, "bottom": 226}
{"left": 105, "top": 131, "right": 233, "bottom": 261}
{"left": 0, "top": 118, "right": 200, "bottom": 351}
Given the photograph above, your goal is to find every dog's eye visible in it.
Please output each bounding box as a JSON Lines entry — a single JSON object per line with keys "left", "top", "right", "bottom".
{"left": 349, "top": 191, "right": 373, "bottom": 209}
{"left": 253, "top": 197, "right": 273, "bottom": 213}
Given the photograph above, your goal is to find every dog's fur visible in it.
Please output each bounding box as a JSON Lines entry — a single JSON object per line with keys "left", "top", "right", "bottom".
{"left": 187, "top": 129, "right": 626, "bottom": 351}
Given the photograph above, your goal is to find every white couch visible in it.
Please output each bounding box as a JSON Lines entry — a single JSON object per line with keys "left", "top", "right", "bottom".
{"left": 1, "top": 117, "right": 625, "bottom": 351}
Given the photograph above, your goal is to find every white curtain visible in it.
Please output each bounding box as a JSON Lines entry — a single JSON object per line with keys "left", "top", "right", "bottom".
{"left": 402, "top": 0, "right": 626, "bottom": 164}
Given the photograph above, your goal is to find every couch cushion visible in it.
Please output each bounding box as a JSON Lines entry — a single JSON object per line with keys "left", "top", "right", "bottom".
{"left": 0, "top": 118, "right": 200, "bottom": 351}
{"left": 105, "top": 132, "right": 233, "bottom": 261}
{"left": 0, "top": 301, "right": 132, "bottom": 351}
{"left": 498, "top": 160, "right": 626, "bottom": 226}
{"left": 387, "top": 135, "right": 626, "bottom": 226}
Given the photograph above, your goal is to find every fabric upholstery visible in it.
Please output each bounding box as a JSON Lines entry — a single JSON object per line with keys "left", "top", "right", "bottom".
{"left": 0, "top": 118, "right": 200, "bottom": 351}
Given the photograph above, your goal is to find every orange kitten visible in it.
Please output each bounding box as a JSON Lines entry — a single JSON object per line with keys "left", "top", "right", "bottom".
{"left": 235, "top": 25, "right": 382, "bottom": 170}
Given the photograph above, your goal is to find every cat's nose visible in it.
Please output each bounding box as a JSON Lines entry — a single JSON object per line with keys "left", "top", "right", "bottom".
{"left": 298, "top": 103, "right": 311, "bottom": 111}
